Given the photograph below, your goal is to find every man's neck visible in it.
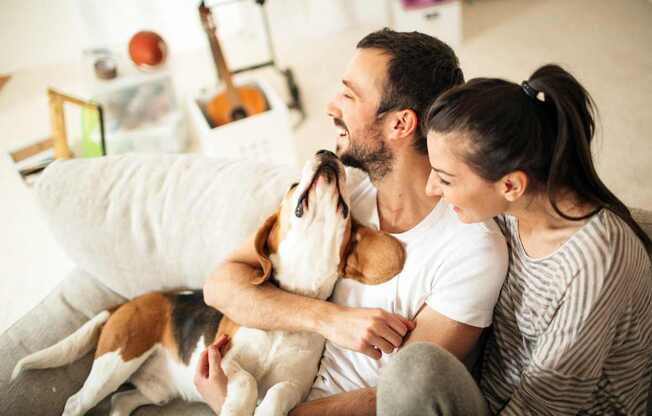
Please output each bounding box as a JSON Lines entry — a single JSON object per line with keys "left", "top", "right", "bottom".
{"left": 372, "top": 152, "right": 439, "bottom": 234}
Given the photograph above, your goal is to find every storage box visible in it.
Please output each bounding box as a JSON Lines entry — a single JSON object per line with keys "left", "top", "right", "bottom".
{"left": 91, "top": 71, "right": 188, "bottom": 155}
{"left": 188, "top": 78, "right": 298, "bottom": 167}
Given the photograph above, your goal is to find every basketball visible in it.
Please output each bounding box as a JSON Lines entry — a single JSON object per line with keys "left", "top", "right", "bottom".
{"left": 128, "top": 31, "right": 167, "bottom": 69}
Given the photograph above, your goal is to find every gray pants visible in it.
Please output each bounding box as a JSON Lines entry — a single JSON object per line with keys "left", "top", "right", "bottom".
{"left": 377, "top": 342, "right": 491, "bottom": 416}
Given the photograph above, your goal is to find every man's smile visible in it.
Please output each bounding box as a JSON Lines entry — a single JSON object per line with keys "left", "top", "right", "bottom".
{"left": 333, "top": 118, "right": 349, "bottom": 139}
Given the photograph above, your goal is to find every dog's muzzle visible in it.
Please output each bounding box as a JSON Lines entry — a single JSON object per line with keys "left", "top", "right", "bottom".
{"left": 295, "top": 151, "right": 349, "bottom": 219}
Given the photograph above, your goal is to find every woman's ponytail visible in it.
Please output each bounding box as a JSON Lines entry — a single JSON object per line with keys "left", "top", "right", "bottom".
{"left": 425, "top": 64, "right": 652, "bottom": 253}
{"left": 530, "top": 65, "right": 651, "bottom": 252}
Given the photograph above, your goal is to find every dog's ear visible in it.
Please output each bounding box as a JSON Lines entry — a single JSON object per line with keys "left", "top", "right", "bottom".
{"left": 341, "top": 220, "right": 406, "bottom": 285}
{"left": 251, "top": 211, "right": 280, "bottom": 285}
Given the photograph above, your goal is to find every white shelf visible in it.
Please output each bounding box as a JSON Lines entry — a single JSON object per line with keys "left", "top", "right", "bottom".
{"left": 390, "top": 0, "right": 461, "bottom": 48}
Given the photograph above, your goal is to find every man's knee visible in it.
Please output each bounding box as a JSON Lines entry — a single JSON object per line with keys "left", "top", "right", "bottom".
{"left": 380, "top": 343, "right": 462, "bottom": 395}
{"left": 377, "top": 342, "right": 488, "bottom": 416}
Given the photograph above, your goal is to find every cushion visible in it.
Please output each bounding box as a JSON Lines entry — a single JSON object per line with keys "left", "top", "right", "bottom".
{"left": 631, "top": 208, "right": 652, "bottom": 240}
{"left": 34, "top": 155, "right": 300, "bottom": 298}
{"left": 636, "top": 208, "right": 652, "bottom": 416}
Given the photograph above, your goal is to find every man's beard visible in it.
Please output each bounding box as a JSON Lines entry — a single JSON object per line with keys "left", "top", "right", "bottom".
{"left": 337, "top": 120, "right": 394, "bottom": 182}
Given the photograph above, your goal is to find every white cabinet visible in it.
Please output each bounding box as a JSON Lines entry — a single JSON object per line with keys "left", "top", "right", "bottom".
{"left": 389, "top": 0, "right": 462, "bottom": 48}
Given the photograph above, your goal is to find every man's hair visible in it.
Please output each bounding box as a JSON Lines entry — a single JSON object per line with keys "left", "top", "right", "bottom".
{"left": 357, "top": 28, "right": 464, "bottom": 154}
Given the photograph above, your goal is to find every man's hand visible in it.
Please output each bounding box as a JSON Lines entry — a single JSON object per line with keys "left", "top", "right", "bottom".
{"left": 321, "top": 305, "right": 416, "bottom": 360}
{"left": 194, "top": 335, "right": 230, "bottom": 413}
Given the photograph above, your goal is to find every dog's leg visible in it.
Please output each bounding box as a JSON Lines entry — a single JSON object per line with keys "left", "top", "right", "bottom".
{"left": 109, "top": 389, "right": 154, "bottom": 416}
{"left": 62, "top": 347, "right": 155, "bottom": 416}
{"left": 254, "top": 381, "right": 303, "bottom": 416}
{"left": 219, "top": 364, "right": 258, "bottom": 416}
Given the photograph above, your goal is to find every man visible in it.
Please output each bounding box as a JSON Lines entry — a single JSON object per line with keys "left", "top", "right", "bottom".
{"left": 197, "top": 29, "right": 507, "bottom": 415}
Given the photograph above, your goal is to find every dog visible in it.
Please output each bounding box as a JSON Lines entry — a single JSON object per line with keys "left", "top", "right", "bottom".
{"left": 11, "top": 150, "right": 406, "bottom": 416}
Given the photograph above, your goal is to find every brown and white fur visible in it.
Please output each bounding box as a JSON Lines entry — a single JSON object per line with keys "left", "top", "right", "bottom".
{"left": 11, "top": 150, "right": 405, "bottom": 416}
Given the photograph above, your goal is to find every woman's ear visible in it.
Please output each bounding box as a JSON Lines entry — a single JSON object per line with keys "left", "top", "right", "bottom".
{"left": 251, "top": 211, "right": 279, "bottom": 285}
{"left": 342, "top": 220, "right": 406, "bottom": 285}
{"left": 500, "top": 171, "right": 528, "bottom": 202}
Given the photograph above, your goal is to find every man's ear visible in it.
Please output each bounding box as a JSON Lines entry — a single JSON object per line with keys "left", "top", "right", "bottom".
{"left": 251, "top": 212, "right": 279, "bottom": 285}
{"left": 386, "top": 109, "right": 418, "bottom": 143}
{"left": 341, "top": 220, "right": 406, "bottom": 285}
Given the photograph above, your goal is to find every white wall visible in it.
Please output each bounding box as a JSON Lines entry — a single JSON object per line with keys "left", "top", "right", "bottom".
{"left": 0, "top": 0, "right": 389, "bottom": 73}
{"left": 0, "top": 0, "right": 85, "bottom": 72}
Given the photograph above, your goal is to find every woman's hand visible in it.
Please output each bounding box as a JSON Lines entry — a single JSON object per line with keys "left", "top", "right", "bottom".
{"left": 194, "top": 335, "right": 230, "bottom": 413}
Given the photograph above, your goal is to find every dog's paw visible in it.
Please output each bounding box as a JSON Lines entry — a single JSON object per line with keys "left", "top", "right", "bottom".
{"left": 108, "top": 389, "right": 158, "bottom": 416}
{"left": 254, "top": 402, "right": 286, "bottom": 416}
{"left": 61, "top": 394, "right": 82, "bottom": 416}
{"left": 220, "top": 404, "right": 255, "bottom": 416}
{"left": 219, "top": 410, "right": 250, "bottom": 416}
{"left": 10, "top": 362, "right": 23, "bottom": 381}
{"left": 109, "top": 395, "right": 132, "bottom": 416}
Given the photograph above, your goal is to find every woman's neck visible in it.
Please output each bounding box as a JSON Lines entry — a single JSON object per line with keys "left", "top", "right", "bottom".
{"left": 507, "top": 191, "right": 597, "bottom": 258}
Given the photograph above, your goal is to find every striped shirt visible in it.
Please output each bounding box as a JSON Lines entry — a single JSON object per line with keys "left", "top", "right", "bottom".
{"left": 481, "top": 210, "right": 652, "bottom": 415}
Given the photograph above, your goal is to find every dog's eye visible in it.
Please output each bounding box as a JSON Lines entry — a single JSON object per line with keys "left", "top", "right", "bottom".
{"left": 289, "top": 182, "right": 299, "bottom": 191}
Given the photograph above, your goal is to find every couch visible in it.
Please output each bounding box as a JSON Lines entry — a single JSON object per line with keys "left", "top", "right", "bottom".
{"left": 1, "top": 154, "right": 650, "bottom": 415}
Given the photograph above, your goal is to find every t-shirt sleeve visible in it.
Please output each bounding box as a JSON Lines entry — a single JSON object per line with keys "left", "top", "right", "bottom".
{"left": 426, "top": 227, "right": 508, "bottom": 327}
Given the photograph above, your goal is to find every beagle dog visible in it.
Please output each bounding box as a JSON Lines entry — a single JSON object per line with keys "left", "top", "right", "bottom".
{"left": 11, "top": 150, "right": 405, "bottom": 416}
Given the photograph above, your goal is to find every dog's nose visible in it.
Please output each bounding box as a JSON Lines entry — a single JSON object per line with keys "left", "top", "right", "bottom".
{"left": 316, "top": 149, "right": 336, "bottom": 158}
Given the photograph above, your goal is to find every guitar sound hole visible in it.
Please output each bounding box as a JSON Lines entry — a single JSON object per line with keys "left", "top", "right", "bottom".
{"left": 231, "top": 107, "right": 248, "bottom": 121}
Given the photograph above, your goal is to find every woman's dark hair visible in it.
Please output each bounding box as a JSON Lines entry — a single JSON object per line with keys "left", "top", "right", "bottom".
{"left": 357, "top": 28, "right": 464, "bottom": 154}
{"left": 424, "top": 64, "right": 651, "bottom": 252}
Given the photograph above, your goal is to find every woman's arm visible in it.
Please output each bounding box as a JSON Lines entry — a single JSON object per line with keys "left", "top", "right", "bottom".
{"left": 494, "top": 249, "right": 646, "bottom": 415}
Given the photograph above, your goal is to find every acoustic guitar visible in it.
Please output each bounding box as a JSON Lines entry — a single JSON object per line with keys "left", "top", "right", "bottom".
{"left": 198, "top": 1, "right": 268, "bottom": 127}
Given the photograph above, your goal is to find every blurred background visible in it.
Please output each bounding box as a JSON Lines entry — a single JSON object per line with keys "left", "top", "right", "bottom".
{"left": 1, "top": 0, "right": 651, "bottom": 332}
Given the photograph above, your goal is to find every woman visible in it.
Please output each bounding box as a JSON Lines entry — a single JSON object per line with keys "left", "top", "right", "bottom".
{"left": 404, "top": 64, "right": 652, "bottom": 415}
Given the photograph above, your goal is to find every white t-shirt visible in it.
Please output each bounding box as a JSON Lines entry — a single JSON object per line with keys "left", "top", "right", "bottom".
{"left": 308, "top": 173, "right": 508, "bottom": 399}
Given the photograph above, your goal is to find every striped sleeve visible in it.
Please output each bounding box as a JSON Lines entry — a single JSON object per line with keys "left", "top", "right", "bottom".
{"left": 498, "top": 218, "right": 651, "bottom": 415}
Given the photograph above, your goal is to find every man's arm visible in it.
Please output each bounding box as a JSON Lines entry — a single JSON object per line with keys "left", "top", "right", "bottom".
{"left": 289, "top": 388, "right": 376, "bottom": 416}
{"left": 288, "top": 306, "right": 482, "bottom": 416}
{"left": 203, "top": 234, "right": 414, "bottom": 359}
{"left": 402, "top": 306, "right": 482, "bottom": 359}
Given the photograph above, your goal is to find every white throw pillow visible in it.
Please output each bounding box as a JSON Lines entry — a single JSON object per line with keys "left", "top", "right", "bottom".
{"left": 35, "top": 155, "right": 300, "bottom": 298}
